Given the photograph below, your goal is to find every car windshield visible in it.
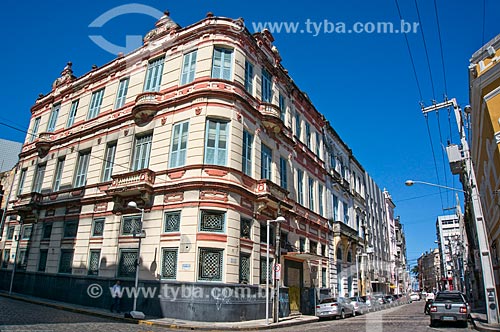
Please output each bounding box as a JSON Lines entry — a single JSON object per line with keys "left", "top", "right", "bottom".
{"left": 320, "top": 298, "right": 337, "bottom": 304}
{"left": 435, "top": 293, "right": 464, "bottom": 303}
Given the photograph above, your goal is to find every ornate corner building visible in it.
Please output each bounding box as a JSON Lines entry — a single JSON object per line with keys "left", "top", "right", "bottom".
{"left": 0, "top": 12, "right": 406, "bottom": 321}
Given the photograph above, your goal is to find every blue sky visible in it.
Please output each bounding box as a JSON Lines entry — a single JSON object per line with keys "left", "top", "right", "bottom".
{"left": 1, "top": 0, "right": 499, "bottom": 269}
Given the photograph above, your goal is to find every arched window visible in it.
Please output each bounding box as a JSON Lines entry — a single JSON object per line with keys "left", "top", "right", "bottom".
{"left": 336, "top": 247, "right": 343, "bottom": 262}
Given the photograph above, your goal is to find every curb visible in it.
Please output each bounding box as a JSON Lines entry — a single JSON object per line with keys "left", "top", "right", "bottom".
{"left": 471, "top": 319, "right": 500, "bottom": 332}
{"left": 138, "top": 317, "right": 319, "bottom": 331}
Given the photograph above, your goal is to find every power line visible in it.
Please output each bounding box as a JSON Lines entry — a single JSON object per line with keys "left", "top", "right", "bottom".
{"left": 433, "top": 0, "right": 448, "bottom": 97}
{"left": 435, "top": 112, "right": 450, "bottom": 208}
{"left": 424, "top": 114, "right": 445, "bottom": 211}
{"left": 394, "top": 191, "right": 442, "bottom": 203}
{"left": 0, "top": 122, "right": 31, "bottom": 136}
{"left": 414, "top": 0, "right": 436, "bottom": 101}
{"left": 394, "top": 0, "right": 423, "bottom": 101}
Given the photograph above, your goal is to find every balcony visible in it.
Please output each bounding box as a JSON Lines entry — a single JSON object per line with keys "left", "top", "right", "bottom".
{"left": 105, "top": 168, "right": 156, "bottom": 211}
{"left": 35, "top": 132, "right": 53, "bottom": 158}
{"left": 259, "top": 103, "right": 282, "bottom": 133}
{"left": 331, "top": 220, "right": 363, "bottom": 243}
{"left": 255, "top": 179, "right": 291, "bottom": 211}
{"left": 12, "top": 192, "right": 43, "bottom": 221}
{"left": 132, "top": 92, "right": 161, "bottom": 126}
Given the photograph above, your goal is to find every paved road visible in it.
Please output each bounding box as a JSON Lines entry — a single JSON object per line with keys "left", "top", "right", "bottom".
{"left": 282, "top": 300, "right": 472, "bottom": 332}
{"left": 0, "top": 297, "right": 472, "bottom": 332}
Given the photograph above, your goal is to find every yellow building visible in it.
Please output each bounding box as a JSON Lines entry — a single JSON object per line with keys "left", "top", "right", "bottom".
{"left": 469, "top": 33, "right": 500, "bottom": 302}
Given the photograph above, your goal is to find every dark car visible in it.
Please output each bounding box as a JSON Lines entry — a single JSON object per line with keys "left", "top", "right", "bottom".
{"left": 429, "top": 291, "right": 469, "bottom": 327}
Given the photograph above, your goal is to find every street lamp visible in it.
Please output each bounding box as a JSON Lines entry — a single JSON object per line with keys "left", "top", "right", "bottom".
{"left": 266, "top": 216, "right": 286, "bottom": 325}
{"left": 126, "top": 201, "right": 146, "bottom": 320}
{"left": 404, "top": 180, "right": 465, "bottom": 193}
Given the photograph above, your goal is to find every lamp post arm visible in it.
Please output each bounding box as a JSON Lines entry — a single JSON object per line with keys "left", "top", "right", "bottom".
{"left": 405, "top": 180, "right": 466, "bottom": 193}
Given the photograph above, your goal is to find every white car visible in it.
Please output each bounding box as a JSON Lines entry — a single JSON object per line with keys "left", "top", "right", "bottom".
{"left": 410, "top": 293, "right": 420, "bottom": 301}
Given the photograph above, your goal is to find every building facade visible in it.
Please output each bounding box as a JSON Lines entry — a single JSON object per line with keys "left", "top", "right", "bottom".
{"left": 469, "top": 33, "right": 500, "bottom": 304}
{"left": 365, "top": 173, "right": 391, "bottom": 294}
{"left": 417, "top": 248, "right": 441, "bottom": 293}
{"left": 0, "top": 12, "right": 404, "bottom": 321}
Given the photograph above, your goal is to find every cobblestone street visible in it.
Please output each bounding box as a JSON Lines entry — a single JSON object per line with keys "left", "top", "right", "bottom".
{"left": 282, "top": 301, "right": 472, "bottom": 332}
{"left": 0, "top": 297, "right": 187, "bottom": 332}
{"left": 0, "top": 296, "right": 473, "bottom": 332}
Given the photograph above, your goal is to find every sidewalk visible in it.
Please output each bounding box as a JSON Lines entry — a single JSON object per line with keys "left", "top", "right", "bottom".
{"left": 470, "top": 309, "right": 500, "bottom": 332}
{"left": 0, "top": 291, "right": 318, "bottom": 330}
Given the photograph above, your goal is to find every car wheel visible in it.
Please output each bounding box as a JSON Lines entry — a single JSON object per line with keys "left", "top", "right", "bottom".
{"left": 341, "top": 310, "right": 345, "bottom": 319}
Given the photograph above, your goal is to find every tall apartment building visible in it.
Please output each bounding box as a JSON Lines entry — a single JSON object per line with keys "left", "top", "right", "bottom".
{"left": 469, "top": 33, "right": 500, "bottom": 304}
{"left": 365, "top": 173, "right": 391, "bottom": 294}
{"left": 0, "top": 12, "right": 401, "bottom": 321}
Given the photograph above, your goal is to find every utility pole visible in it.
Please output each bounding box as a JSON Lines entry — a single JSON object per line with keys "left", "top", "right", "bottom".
{"left": 422, "top": 98, "right": 499, "bottom": 324}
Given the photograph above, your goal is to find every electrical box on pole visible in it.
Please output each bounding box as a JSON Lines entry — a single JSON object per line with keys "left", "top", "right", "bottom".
{"left": 445, "top": 144, "right": 464, "bottom": 175}
{"left": 422, "top": 98, "right": 499, "bottom": 324}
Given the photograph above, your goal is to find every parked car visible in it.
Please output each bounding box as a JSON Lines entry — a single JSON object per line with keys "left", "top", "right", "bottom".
{"left": 429, "top": 291, "right": 469, "bottom": 327}
{"left": 360, "top": 295, "right": 375, "bottom": 309}
{"left": 384, "top": 295, "right": 395, "bottom": 303}
{"left": 372, "top": 293, "right": 387, "bottom": 305}
{"left": 410, "top": 293, "right": 421, "bottom": 301}
{"left": 316, "top": 297, "right": 356, "bottom": 319}
{"left": 349, "top": 296, "right": 369, "bottom": 315}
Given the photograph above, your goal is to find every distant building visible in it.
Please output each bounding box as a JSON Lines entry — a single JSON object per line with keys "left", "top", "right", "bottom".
{"left": 365, "top": 174, "right": 391, "bottom": 294}
{"left": 395, "top": 217, "right": 410, "bottom": 294}
{"left": 0, "top": 138, "right": 22, "bottom": 173}
{"left": 418, "top": 248, "right": 441, "bottom": 292}
{"left": 469, "top": 33, "right": 500, "bottom": 305}
{"left": 435, "top": 214, "right": 468, "bottom": 292}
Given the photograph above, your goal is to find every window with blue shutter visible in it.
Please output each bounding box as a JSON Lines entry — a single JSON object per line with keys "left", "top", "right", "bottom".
{"left": 102, "top": 142, "right": 116, "bottom": 181}
{"left": 279, "top": 157, "right": 287, "bottom": 189}
{"left": 29, "top": 117, "right": 40, "bottom": 143}
{"left": 244, "top": 60, "right": 253, "bottom": 93}
{"left": 132, "top": 134, "right": 153, "bottom": 171}
{"left": 211, "top": 48, "right": 233, "bottom": 80}
{"left": 47, "top": 104, "right": 60, "bottom": 132}
{"left": 66, "top": 100, "right": 79, "bottom": 127}
{"left": 279, "top": 93, "right": 286, "bottom": 122}
{"left": 261, "top": 144, "right": 272, "bottom": 180}
{"left": 204, "top": 119, "right": 228, "bottom": 166}
{"left": 242, "top": 130, "right": 253, "bottom": 176}
{"left": 297, "top": 169, "right": 304, "bottom": 205}
{"left": 143, "top": 56, "right": 164, "bottom": 92}
{"left": 261, "top": 69, "right": 272, "bottom": 102}
{"left": 180, "top": 51, "right": 197, "bottom": 85}
{"left": 169, "top": 122, "right": 189, "bottom": 168}
{"left": 74, "top": 150, "right": 91, "bottom": 187}
{"left": 115, "top": 78, "right": 129, "bottom": 109}
{"left": 87, "top": 89, "right": 105, "bottom": 120}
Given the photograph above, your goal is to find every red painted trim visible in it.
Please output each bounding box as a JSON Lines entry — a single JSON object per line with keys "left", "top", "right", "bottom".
{"left": 196, "top": 233, "right": 227, "bottom": 242}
